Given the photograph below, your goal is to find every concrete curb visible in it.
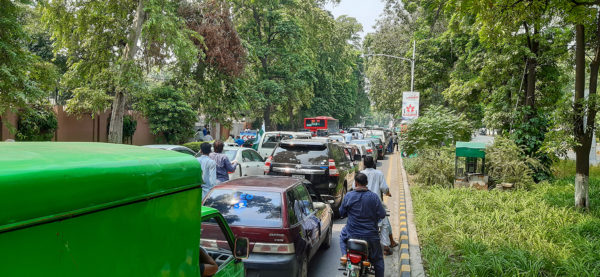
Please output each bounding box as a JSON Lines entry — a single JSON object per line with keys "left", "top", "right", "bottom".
{"left": 399, "top": 156, "right": 426, "bottom": 277}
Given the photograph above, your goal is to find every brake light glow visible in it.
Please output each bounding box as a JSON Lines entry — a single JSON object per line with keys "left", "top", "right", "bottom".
{"left": 252, "top": 243, "right": 295, "bottom": 254}
{"left": 367, "top": 149, "right": 373, "bottom": 153}
{"left": 264, "top": 156, "right": 273, "bottom": 173}
{"left": 329, "top": 159, "right": 339, "bottom": 176}
{"left": 348, "top": 253, "right": 363, "bottom": 264}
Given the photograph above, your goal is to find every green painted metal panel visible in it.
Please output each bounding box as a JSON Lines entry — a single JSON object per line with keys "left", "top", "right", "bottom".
{"left": 0, "top": 142, "right": 202, "bottom": 232}
{"left": 455, "top": 141, "right": 486, "bottom": 158}
{"left": 0, "top": 142, "right": 209, "bottom": 276}
{"left": 0, "top": 188, "right": 203, "bottom": 276}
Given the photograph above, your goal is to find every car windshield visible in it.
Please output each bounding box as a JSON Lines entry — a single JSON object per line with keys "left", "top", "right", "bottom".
{"left": 272, "top": 144, "right": 329, "bottom": 165}
{"left": 223, "top": 149, "right": 237, "bottom": 161}
{"left": 262, "top": 133, "right": 293, "bottom": 148}
{"left": 204, "top": 189, "right": 283, "bottom": 227}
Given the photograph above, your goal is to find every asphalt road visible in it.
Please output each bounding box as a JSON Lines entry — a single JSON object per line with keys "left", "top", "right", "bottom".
{"left": 308, "top": 155, "right": 393, "bottom": 277}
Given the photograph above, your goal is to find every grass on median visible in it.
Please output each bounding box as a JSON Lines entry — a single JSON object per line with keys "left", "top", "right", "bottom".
{"left": 411, "top": 163, "right": 600, "bottom": 276}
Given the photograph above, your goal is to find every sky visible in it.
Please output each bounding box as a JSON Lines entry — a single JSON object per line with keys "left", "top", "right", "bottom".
{"left": 324, "top": 0, "right": 386, "bottom": 39}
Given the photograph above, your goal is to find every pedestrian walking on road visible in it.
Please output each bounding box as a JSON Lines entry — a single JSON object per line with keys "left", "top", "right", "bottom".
{"left": 210, "top": 141, "right": 238, "bottom": 184}
{"left": 340, "top": 173, "right": 386, "bottom": 277}
{"left": 197, "top": 143, "right": 217, "bottom": 200}
{"left": 354, "top": 156, "right": 398, "bottom": 255}
{"left": 393, "top": 132, "right": 399, "bottom": 152}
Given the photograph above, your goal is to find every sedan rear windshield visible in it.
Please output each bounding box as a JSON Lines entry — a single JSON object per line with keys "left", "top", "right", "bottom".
{"left": 272, "top": 144, "right": 329, "bottom": 165}
{"left": 204, "top": 189, "right": 283, "bottom": 227}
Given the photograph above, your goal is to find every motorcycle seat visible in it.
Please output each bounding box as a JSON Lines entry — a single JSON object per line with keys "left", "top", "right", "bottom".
{"left": 347, "top": 239, "right": 369, "bottom": 254}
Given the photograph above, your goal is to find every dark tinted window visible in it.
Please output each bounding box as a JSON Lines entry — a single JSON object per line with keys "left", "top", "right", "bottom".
{"left": 294, "top": 185, "right": 313, "bottom": 215}
{"left": 242, "top": 150, "right": 253, "bottom": 162}
{"left": 286, "top": 190, "right": 299, "bottom": 226}
{"left": 272, "top": 144, "right": 329, "bottom": 165}
{"left": 249, "top": 150, "right": 264, "bottom": 162}
{"left": 204, "top": 189, "right": 282, "bottom": 227}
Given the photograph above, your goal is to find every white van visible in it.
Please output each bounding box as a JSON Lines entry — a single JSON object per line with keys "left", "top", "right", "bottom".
{"left": 257, "top": 131, "right": 312, "bottom": 158}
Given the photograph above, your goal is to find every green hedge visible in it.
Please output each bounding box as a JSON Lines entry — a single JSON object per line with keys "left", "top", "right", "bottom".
{"left": 183, "top": 141, "right": 214, "bottom": 153}
{"left": 16, "top": 105, "right": 58, "bottom": 141}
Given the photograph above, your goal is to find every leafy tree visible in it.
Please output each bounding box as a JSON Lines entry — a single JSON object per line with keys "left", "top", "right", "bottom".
{"left": 0, "top": 1, "right": 46, "bottom": 115}
{"left": 232, "top": 0, "right": 318, "bottom": 130}
{"left": 400, "top": 105, "right": 471, "bottom": 155}
{"left": 16, "top": 104, "right": 58, "bottom": 141}
{"left": 41, "top": 0, "right": 198, "bottom": 143}
{"left": 137, "top": 85, "right": 196, "bottom": 144}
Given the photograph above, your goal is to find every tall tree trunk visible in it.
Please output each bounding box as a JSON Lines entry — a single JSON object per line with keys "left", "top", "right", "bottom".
{"left": 574, "top": 23, "right": 590, "bottom": 210}
{"left": 108, "top": 0, "right": 145, "bottom": 143}
{"left": 263, "top": 106, "right": 272, "bottom": 131}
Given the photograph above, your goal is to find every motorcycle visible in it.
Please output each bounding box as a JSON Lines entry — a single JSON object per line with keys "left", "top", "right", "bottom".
{"left": 339, "top": 239, "right": 374, "bottom": 277}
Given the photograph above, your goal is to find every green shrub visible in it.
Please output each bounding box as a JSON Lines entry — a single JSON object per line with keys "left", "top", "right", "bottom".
{"left": 16, "top": 105, "right": 58, "bottom": 141}
{"left": 412, "top": 177, "right": 600, "bottom": 276}
{"left": 137, "top": 85, "right": 197, "bottom": 144}
{"left": 183, "top": 141, "right": 213, "bottom": 153}
{"left": 400, "top": 105, "right": 472, "bottom": 156}
{"left": 411, "top": 147, "right": 455, "bottom": 187}
{"left": 403, "top": 157, "right": 420, "bottom": 175}
{"left": 486, "top": 136, "right": 543, "bottom": 189}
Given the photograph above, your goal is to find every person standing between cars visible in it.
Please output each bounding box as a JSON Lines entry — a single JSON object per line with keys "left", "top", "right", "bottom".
{"left": 355, "top": 156, "right": 398, "bottom": 255}
{"left": 340, "top": 173, "right": 386, "bottom": 277}
{"left": 204, "top": 131, "right": 214, "bottom": 142}
{"left": 393, "top": 132, "right": 399, "bottom": 152}
{"left": 197, "top": 143, "right": 217, "bottom": 199}
{"left": 210, "top": 141, "right": 238, "bottom": 184}
{"left": 235, "top": 135, "right": 244, "bottom": 146}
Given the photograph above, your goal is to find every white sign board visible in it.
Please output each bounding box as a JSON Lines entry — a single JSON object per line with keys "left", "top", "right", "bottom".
{"left": 401, "top": 91, "right": 420, "bottom": 120}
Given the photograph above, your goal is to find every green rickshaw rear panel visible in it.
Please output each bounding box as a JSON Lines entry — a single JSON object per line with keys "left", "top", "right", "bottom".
{"left": 0, "top": 142, "right": 204, "bottom": 277}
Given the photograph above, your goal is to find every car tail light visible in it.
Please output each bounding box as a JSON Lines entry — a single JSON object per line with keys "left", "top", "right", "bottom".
{"left": 264, "top": 156, "right": 272, "bottom": 173}
{"left": 367, "top": 149, "right": 373, "bottom": 153}
{"left": 328, "top": 159, "right": 339, "bottom": 176}
{"left": 348, "top": 253, "right": 363, "bottom": 264}
{"left": 200, "top": 239, "right": 218, "bottom": 249}
{"left": 252, "top": 243, "right": 295, "bottom": 254}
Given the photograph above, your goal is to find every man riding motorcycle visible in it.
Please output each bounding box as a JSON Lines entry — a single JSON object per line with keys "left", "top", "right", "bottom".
{"left": 339, "top": 173, "right": 386, "bottom": 277}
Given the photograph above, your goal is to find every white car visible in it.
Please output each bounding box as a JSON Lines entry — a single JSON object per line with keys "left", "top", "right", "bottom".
{"left": 222, "top": 146, "right": 265, "bottom": 180}
{"left": 256, "top": 131, "right": 312, "bottom": 158}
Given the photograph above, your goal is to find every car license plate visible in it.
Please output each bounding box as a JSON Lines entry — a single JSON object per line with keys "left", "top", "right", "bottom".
{"left": 292, "top": 174, "right": 305, "bottom": 179}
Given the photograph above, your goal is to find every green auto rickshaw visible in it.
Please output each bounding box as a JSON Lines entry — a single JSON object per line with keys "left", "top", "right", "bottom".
{"left": 0, "top": 142, "right": 248, "bottom": 277}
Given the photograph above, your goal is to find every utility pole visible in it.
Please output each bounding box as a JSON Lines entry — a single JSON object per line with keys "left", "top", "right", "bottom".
{"left": 364, "top": 41, "right": 416, "bottom": 92}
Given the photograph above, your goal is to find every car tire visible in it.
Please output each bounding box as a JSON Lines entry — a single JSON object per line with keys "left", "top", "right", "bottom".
{"left": 299, "top": 254, "right": 309, "bottom": 277}
{"left": 321, "top": 226, "right": 332, "bottom": 249}
{"left": 333, "top": 186, "right": 347, "bottom": 218}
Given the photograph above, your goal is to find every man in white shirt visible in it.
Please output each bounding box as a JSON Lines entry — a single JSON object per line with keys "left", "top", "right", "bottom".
{"left": 197, "top": 143, "right": 217, "bottom": 200}
{"left": 353, "top": 156, "right": 398, "bottom": 255}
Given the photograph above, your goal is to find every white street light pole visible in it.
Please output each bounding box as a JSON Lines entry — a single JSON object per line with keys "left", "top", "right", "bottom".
{"left": 364, "top": 40, "right": 416, "bottom": 92}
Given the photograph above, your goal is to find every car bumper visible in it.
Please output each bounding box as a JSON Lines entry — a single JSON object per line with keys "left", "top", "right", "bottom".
{"left": 244, "top": 253, "right": 298, "bottom": 277}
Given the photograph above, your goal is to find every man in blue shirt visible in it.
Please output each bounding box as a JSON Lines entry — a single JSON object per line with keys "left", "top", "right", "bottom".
{"left": 209, "top": 141, "right": 238, "bottom": 183}
{"left": 234, "top": 136, "right": 245, "bottom": 146}
{"left": 340, "top": 173, "right": 386, "bottom": 277}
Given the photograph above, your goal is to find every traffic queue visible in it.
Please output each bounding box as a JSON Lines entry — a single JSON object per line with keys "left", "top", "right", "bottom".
{"left": 0, "top": 122, "right": 398, "bottom": 277}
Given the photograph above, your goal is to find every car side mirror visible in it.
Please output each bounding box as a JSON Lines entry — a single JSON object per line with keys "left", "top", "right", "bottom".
{"left": 234, "top": 237, "right": 250, "bottom": 259}
{"left": 313, "top": 202, "right": 326, "bottom": 210}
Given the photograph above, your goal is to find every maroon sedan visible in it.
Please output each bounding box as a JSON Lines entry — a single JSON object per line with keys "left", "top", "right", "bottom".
{"left": 202, "top": 176, "right": 334, "bottom": 277}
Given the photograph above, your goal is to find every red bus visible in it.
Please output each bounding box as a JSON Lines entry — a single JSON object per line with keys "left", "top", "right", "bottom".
{"left": 304, "top": 116, "right": 339, "bottom": 136}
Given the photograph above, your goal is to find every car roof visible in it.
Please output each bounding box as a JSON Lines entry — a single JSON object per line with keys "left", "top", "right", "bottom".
{"left": 213, "top": 176, "right": 301, "bottom": 192}
{"left": 278, "top": 139, "right": 327, "bottom": 146}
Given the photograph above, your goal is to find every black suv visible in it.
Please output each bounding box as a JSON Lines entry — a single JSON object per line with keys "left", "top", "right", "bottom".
{"left": 266, "top": 139, "right": 355, "bottom": 217}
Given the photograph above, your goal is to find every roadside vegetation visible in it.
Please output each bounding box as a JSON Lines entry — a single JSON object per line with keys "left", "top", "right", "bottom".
{"left": 411, "top": 169, "right": 600, "bottom": 276}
